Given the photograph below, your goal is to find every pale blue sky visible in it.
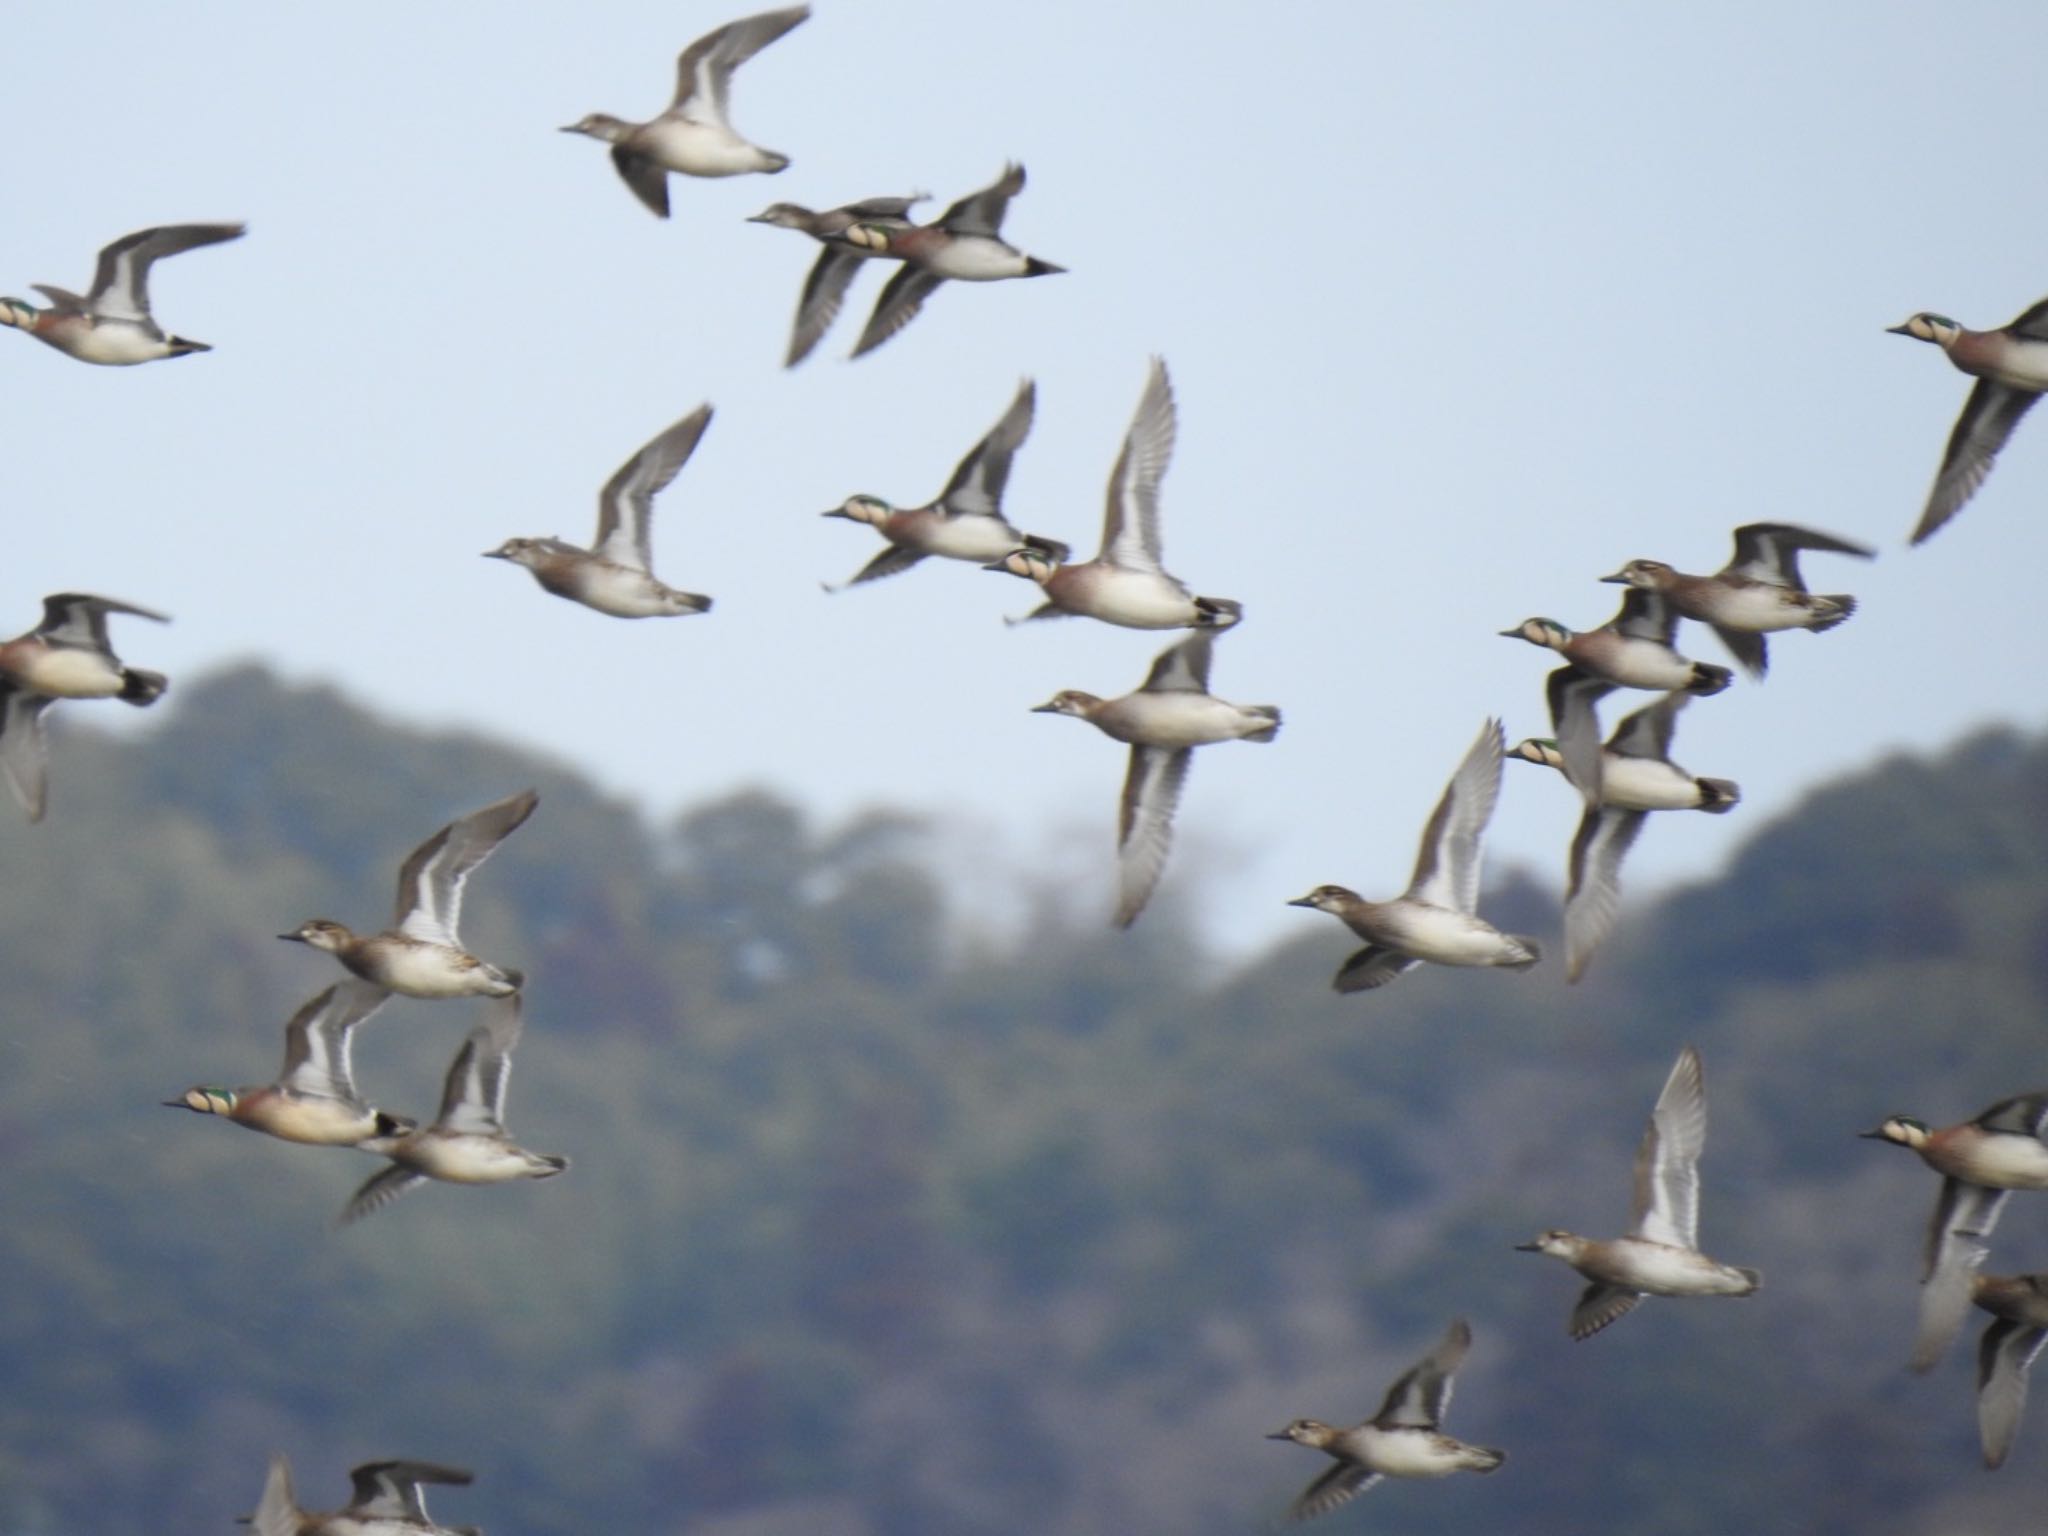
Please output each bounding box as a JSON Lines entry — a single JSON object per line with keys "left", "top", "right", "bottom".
{"left": 5, "top": 1, "right": 2045, "bottom": 949}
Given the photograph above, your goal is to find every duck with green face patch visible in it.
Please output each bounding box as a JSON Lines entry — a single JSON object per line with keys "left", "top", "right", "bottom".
{"left": 0, "top": 223, "right": 244, "bottom": 365}
{"left": 1862, "top": 1091, "right": 2048, "bottom": 1373}
{"left": 165, "top": 980, "right": 410, "bottom": 1148}
{"left": 1888, "top": 297, "right": 2048, "bottom": 543}
{"left": 1501, "top": 586, "right": 1732, "bottom": 805}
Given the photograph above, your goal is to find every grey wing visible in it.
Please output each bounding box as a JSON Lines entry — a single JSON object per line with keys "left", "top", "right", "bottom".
{"left": 1610, "top": 586, "right": 1679, "bottom": 645}
{"left": 251, "top": 1454, "right": 300, "bottom": 1536}
{"left": 1286, "top": 1462, "right": 1380, "bottom": 1523}
{"left": 1334, "top": 945, "right": 1419, "bottom": 993}
{"left": 1724, "top": 522, "right": 1874, "bottom": 586}
{"left": 835, "top": 194, "right": 926, "bottom": 220}
{"left": 1912, "top": 381, "right": 2040, "bottom": 545}
{"left": 1630, "top": 1046, "right": 1707, "bottom": 1247}
{"left": 1569, "top": 1282, "right": 1643, "bottom": 1340}
{"left": 1373, "top": 1317, "right": 1469, "bottom": 1429}
{"left": 1138, "top": 631, "right": 1213, "bottom": 695}
{"left": 1710, "top": 625, "right": 1769, "bottom": 678}
{"left": 1546, "top": 666, "right": 1613, "bottom": 803}
{"left": 0, "top": 686, "right": 54, "bottom": 823}
{"left": 1974, "top": 1091, "right": 2048, "bottom": 1138}
{"left": 1563, "top": 804, "right": 1645, "bottom": 985}
{"left": 86, "top": 222, "right": 244, "bottom": 321}
{"left": 37, "top": 592, "right": 170, "bottom": 649}
{"left": 1978, "top": 1318, "right": 2047, "bottom": 1469}
{"left": 786, "top": 246, "right": 864, "bottom": 367}
{"left": 29, "top": 283, "right": 88, "bottom": 315}
{"left": 1113, "top": 747, "right": 1191, "bottom": 928}
{"left": 1605, "top": 691, "right": 1684, "bottom": 761}
{"left": 436, "top": 995, "right": 522, "bottom": 1134}
{"left": 1406, "top": 717, "right": 1504, "bottom": 913}
{"left": 850, "top": 264, "right": 943, "bottom": 358}
{"left": 595, "top": 405, "right": 712, "bottom": 569}
{"left": 829, "top": 544, "right": 929, "bottom": 590}
{"left": 935, "top": 161, "right": 1024, "bottom": 237}
{"left": 394, "top": 789, "right": 539, "bottom": 944}
{"left": 1098, "top": 357, "right": 1177, "bottom": 572}
{"left": 672, "top": 5, "right": 810, "bottom": 124}
{"left": 610, "top": 147, "right": 671, "bottom": 218}
{"left": 276, "top": 979, "right": 391, "bottom": 1099}
{"left": 340, "top": 1164, "right": 428, "bottom": 1226}
{"left": 1913, "top": 1180, "right": 2005, "bottom": 1372}
{"left": 938, "top": 379, "right": 1035, "bottom": 519}
{"left": 347, "top": 1460, "right": 473, "bottom": 1521}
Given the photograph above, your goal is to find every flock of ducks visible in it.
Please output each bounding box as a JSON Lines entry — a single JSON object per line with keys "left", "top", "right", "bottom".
{"left": 5, "top": 4, "right": 2048, "bottom": 1526}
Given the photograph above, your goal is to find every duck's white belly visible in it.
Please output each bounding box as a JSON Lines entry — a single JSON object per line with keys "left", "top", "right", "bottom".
{"left": 1600, "top": 756, "right": 1703, "bottom": 811}
{"left": 1377, "top": 903, "right": 1518, "bottom": 963}
{"left": 1594, "top": 1239, "right": 1754, "bottom": 1296}
{"left": 404, "top": 1137, "right": 537, "bottom": 1184}
{"left": 1098, "top": 693, "right": 1270, "bottom": 747}
{"left": 1354, "top": 1427, "right": 1468, "bottom": 1479}
{"left": 926, "top": 237, "right": 1032, "bottom": 281}
{"left": 641, "top": 118, "right": 774, "bottom": 177}
{"left": 367, "top": 943, "right": 494, "bottom": 998}
{"left": 53, "top": 319, "right": 169, "bottom": 366}
{"left": 245, "top": 1095, "right": 378, "bottom": 1146}
{"left": 912, "top": 514, "right": 1023, "bottom": 562}
{"left": 564, "top": 562, "right": 698, "bottom": 618}
{"left": 1696, "top": 584, "right": 1811, "bottom": 632}
{"left": 1977, "top": 336, "right": 2048, "bottom": 391}
{"left": 1054, "top": 566, "right": 1199, "bottom": 628}
{"left": 12, "top": 647, "right": 124, "bottom": 697}
{"left": 1941, "top": 1137, "right": 2048, "bottom": 1189}
{"left": 1596, "top": 637, "right": 1699, "bottom": 690}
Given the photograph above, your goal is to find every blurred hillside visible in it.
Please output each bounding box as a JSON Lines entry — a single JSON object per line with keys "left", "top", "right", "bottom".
{"left": 0, "top": 667, "right": 2043, "bottom": 1535}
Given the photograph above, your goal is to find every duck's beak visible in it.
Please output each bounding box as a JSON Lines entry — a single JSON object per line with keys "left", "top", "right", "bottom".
{"left": 1495, "top": 626, "right": 1524, "bottom": 638}
{"left": 1598, "top": 569, "right": 1631, "bottom": 583}
{"left": 1885, "top": 322, "right": 1915, "bottom": 336}
{"left": 1284, "top": 894, "right": 1319, "bottom": 908}
{"left": 1512, "top": 1240, "right": 1544, "bottom": 1252}
{"left": 1029, "top": 699, "right": 1063, "bottom": 713}
{"left": 1264, "top": 1430, "right": 1294, "bottom": 1441}
{"left": 1855, "top": 1127, "right": 1891, "bottom": 1140}
{"left": 276, "top": 931, "right": 306, "bottom": 944}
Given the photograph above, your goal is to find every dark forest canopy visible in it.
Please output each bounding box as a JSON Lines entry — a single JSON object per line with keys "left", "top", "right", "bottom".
{"left": 1, "top": 667, "right": 2043, "bottom": 1534}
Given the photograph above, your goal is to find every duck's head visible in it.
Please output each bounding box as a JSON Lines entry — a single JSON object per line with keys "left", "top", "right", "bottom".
{"left": 1030, "top": 690, "right": 1101, "bottom": 720}
{"left": 1507, "top": 737, "right": 1565, "bottom": 771}
{"left": 1886, "top": 312, "right": 1960, "bottom": 348}
{"left": 278, "top": 919, "right": 351, "bottom": 953}
{"left": 1266, "top": 1419, "right": 1336, "bottom": 1449}
{"left": 1514, "top": 1229, "right": 1581, "bottom": 1258}
{"left": 1286, "top": 885, "right": 1358, "bottom": 913}
{"left": 559, "top": 113, "right": 630, "bottom": 143}
{"left": 747, "top": 202, "right": 813, "bottom": 228}
{"left": 1499, "top": 616, "right": 1571, "bottom": 651}
{"left": 167, "top": 1086, "right": 236, "bottom": 1116}
{"left": 986, "top": 548, "right": 1055, "bottom": 582}
{"left": 823, "top": 494, "right": 891, "bottom": 527}
{"left": 483, "top": 537, "right": 548, "bottom": 568}
{"left": 1860, "top": 1114, "right": 1929, "bottom": 1150}
{"left": 1601, "top": 558, "right": 1671, "bottom": 588}
{"left": 0, "top": 298, "right": 37, "bottom": 330}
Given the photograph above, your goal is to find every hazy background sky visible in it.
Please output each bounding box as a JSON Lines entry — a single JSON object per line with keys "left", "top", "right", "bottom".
{"left": 5, "top": 0, "right": 2045, "bottom": 949}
